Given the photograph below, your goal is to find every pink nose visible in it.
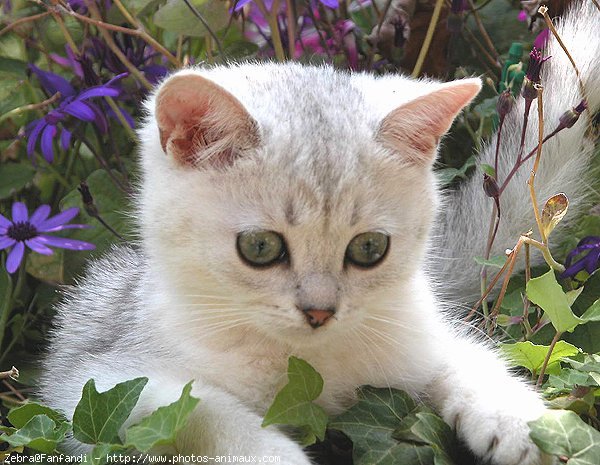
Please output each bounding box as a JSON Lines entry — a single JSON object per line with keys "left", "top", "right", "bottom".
{"left": 303, "top": 308, "right": 335, "bottom": 328}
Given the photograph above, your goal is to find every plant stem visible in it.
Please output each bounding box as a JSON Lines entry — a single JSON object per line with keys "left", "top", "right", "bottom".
{"left": 0, "top": 272, "right": 13, "bottom": 357}
{"left": 536, "top": 331, "right": 562, "bottom": 388}
{"left": 467, "top": 0, "right": 498, "bottom": 60}
{"left": 527, "top": 84, "right": 546, "bottom": 243}
{"left": 0, "top": 11, "right": 52, "bottom": 37}
{"left": 412, "top": 0, "right": 444, "bottom": 77}
{"left": 104, "top": 96, "right": 137, "bottom": 141}
{"left": 0, "top": 92, "right": 61, "bottom": 125}
{"left": 538, "top": 6, "right": 584, "bottom": 97}
{"left": 285, "top": 0, "right": 297, "bottom": 59}
{"left": 255, "top": 0, "right": 285, "bottom": 61}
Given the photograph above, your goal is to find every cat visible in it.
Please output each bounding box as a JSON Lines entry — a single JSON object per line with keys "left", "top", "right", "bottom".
{"left": 40, "top": 1, "right": 600, "bottom": 464}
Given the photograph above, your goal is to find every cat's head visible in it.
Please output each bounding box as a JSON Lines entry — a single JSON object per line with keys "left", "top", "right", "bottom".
{"left": 138, "top": 64, "right": 480, "bottom": 347}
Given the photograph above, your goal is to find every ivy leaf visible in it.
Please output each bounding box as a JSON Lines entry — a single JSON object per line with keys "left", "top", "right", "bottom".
{"left": 540, "top": 193, "right": 569, "bottom": 239}
{"left": 125, "top": 381, "right": 199, "bottom": 452}
{"left": 393, "top": 412, "right": 456, "bottom": 465}
{"left": 581, "top": 299, "right": 600, "bottom": 322}
{"left": 4, "top": 415, "right": 70, "bottom": 453}
{"left": 529, "top": 410, "right": 600, "bottom": 464}
{"left": 8, "top": 403, "right": 67, "bottom": 429}
{"left": 526, "top": 270, "right": 584, "bottom": 332}
{"left": 330, "top": 387, "right": 456, "bottom": 465}
{"left": 73, "top": 378, "right": 148, "bottom": 444}
{"left": 88, "top": 443, "right": 129, "bottom": 465}
{"left": 500, "top": 341, "right": 580, "bottom": 376}
{"left": 262, "top": 357, "right": 327, "bottom": 444}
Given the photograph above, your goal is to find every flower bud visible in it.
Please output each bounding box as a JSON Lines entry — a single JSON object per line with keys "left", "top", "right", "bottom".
{"left": 483, "top": 173, "right": 500, "bottom": 199}
{"left": 496, "top": 90, "right": 515, "bottom": 119}
{"left": 558, "top": 99, "right": 588, "bottom": 129}
{"left": 521, "top": 77, "right": 538, "bottom": 101}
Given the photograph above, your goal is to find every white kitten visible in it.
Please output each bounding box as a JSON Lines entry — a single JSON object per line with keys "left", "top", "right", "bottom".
{"left": 41, "top": 2, "right": 599, "bottom": 464}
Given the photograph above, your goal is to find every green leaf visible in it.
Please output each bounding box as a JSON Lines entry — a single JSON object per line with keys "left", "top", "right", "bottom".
{"left": 125, "top": 381, "right": 199, "bottom": 452}
{"left": 526, "top": 270, "right": 584, "bottom": 332}
{"left": 330, "top": 387, "right": 456, "bottom": 465}
{"left": 529, "top": 410, "right": 600, "bottom": 464}
{"left": 4, "top": 415, "right": 70, "bottom": 453}
{"left": 0, "top": 163, "right": 36, "bottom": 200}
{"left": 73, "top": 378, "right": 148, "bottom": 444}
{"left": 480, "top": 164, "right": 496, "bottom": 177}
{"left": 0, "top": 57, "right": 27, "bottom": 77}
{"left": 88, "top": 443, "right": 129, "bottom": 465}
{"left": 581, "top": 299, "right": 600, "bottom": 322}
{"left": 8, "top": 403, "right": 67, "bottom": 429}
{"left": 262, "top": 357, "right": 327, "bottom": 444}
{"left": 500, "top": 341, "right": 580, "bottom": 376}
{"left": 474, "top": 254, "right": 507, "bottom": 269}
{"left": 154, "top": 0, "right": 229, "bottom": 37}
{"left": 394, "top": 412, "right": 456, "bottom": 465}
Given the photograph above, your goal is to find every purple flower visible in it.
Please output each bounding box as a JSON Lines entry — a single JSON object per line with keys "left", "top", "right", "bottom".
{"left": 526, "top": 47, "right": 550, "bottom": 83}
{"left": 517, "top": 10, "right": 528, "bottom": 22}
{"left": 26, "top": 66, "right": 126, "bottom": 162}
{"left": 561, "top": 237, "right": 600, "bottom": 279}
{"left": 0, "top": 202, "right": 95, "bottom": 274}
{"left": 534, "top": 29, "right": 550, "bottom": 49}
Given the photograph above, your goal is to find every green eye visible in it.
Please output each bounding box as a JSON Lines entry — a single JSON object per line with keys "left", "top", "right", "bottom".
{"left": 237, "top": 231, "right": 287, "bottom": 267}
{"left": 345, "top": 232, "right": 389, "bottom": 267}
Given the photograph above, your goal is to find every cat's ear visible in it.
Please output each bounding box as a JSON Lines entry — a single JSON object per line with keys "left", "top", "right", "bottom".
{"left": 155, "top": 73, "right": 259, "bottom": 167}
{"left": 377, "top": 78, "right": 481, "bottom": 165}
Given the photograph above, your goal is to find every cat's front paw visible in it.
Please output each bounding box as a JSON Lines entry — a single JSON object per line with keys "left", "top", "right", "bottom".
{"left": 445, "top": 400, "right": 553, "bottom": 465}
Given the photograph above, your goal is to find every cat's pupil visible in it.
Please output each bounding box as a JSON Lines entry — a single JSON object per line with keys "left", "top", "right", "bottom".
{"left": 237, "top": 231, "right": 286, "bottom": 267}
{"left": 345, "top": 232, "right": 389, "bottom": 267}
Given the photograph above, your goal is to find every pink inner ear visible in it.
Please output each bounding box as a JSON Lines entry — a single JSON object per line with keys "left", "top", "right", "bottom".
{"left": 378, "top": 78, "right": 482, "bottom": 164}
{"left": 155, "top": 74, "right": 258, "bottom": 167}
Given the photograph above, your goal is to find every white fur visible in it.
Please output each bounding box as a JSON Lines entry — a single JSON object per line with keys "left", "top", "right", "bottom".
{"left": 41, "top": 2, "right": 598, "bottom": 464}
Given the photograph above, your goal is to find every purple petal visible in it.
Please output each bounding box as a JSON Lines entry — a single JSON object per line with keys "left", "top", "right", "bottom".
{"left": 66, "top": 45, "right": 84, "bottom": 79}
{"left": 0, "top": 213, "right": 11, "bottom": 229}
{"left": 36, "top": 207, "right": 80, "bottom": 232}
{"left": 43, "top": 223, "right": 90, "bottom": 232}
{"left": 36, "top": 235, "right": 95, "bottom": 251}
{"left": 29, "top": 205, "right": 51, "bottom": 226}
{"left": 517, "top": 10, "right": 528, "bottom": 22}
{"left": 63, "top": 100, "right": 96, "bottom": 121}
{"left": 141, "top": 65, "right": 168, "bottom": 85}
{"left": 12, "top": 202, "right": 28, "bottom": 222}
{"left": 583, "top": 250, "right": 600, "bottom": 275}
{"left": 27, "top": 120, "right": 46, "bottom": 158}
{"left": 319, "top": 0, "right": 339, "bottom": 8}
{"left": 41, "top": 124, "right": 57, "bottom": 163}
{"left": 0, "top": 236, "right": 16, "bottom": 251}
{"left": 49, "top": 53, "right": 71, "bottom": 68}
{"left": 233, "top": 0, "right": 253, "bottom": 10}
{"left": 105, "top": 72, "right": 129, "bottom": 87}
{"left": 77, "top": 86, "right": 120, "bottom": 100}
{"left": 6, "top": 241, "right": 25, "bottom": 274}
{"left": 534, "top": 29, "right": 550, "bottom": 49}
{"left": 29, "top": 64, "right": 75, "bottom": 98}
{"left": 25, "top": 238, "right": 54, "bottom": 255}
{"left": 61, "top": 128, "right": 72, "bottom": 150}
{"left": 577, "top": 236, "right": 600, "bottom": 247}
